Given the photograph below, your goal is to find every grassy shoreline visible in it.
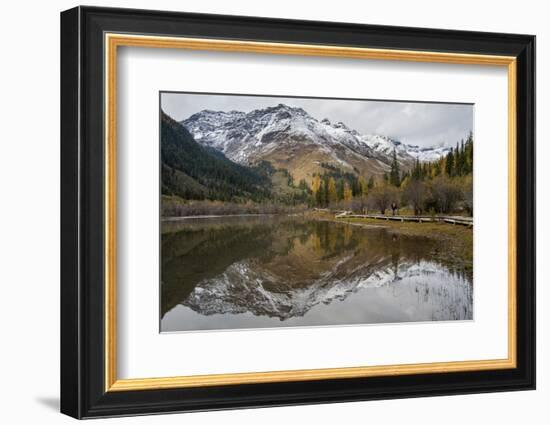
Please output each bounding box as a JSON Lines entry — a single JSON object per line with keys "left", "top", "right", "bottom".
{"left": 332, "top": 215, "right": 473, "bottom": 277}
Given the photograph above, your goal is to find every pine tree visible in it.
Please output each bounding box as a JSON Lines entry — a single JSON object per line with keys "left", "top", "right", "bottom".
{"left": 351, "top": 178, "right": 360, "bottom": 197}
{"left": 453, "top": 142, "right": 461, "bottom": 176}
{"left": 389, "top": 149, "right": 401, "bottom": 187}
{"left": 464, "top": 131, "right": 474, "bottom": 174}
{"left": 358, "top": 176, "right": 368, "bottom": 197}
{"left": 316, "top": 179, "right": 325, "bottom": 206}
{"left": 336, "top": 179, "right": 344, "bottom": 201}
{"left": 461, "top": 142, "right": 465, "bottom": 175}
{"left": 422, "top": 162, "right": 429, "bottom": 178}
{"left": 411, "top": 159, "right": 423, "bottom": 181}
{"left": 445, "top": 150, "right": 454, "bottom": 176}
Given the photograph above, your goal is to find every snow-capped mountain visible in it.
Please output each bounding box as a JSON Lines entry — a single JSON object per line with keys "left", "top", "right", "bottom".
{"left": 181, "top": 259, "right": 472, "bottom": 321}
{"left": 181, "top": 104, "right": 451, "bottom": 182}
{"left": 361, "top": 134, "right": 452, "bottom": 163}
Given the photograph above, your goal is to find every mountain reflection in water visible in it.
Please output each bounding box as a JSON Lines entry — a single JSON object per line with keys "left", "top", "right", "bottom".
{"left": 161, "top": 216, "right": 472, "bottom": 332}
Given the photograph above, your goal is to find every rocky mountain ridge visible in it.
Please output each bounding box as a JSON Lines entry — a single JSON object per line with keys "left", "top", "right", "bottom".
{"left": 181, "top": 104, "right": 452, "bottom": 182}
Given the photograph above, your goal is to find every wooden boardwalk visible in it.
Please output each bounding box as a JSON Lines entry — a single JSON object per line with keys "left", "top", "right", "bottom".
{"left": 335, "top": 213, "right": 473, "bottom": 227}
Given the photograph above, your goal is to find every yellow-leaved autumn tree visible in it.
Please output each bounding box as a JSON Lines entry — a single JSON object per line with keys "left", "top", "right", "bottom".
{"left": 343, "top": 181, "right": 353, "bottom": 206}
{"left": 311, "top": 175, "right": 321, "bottom": 196}
{"left": 327, "top": 177, "right": 338, "bottom": 205}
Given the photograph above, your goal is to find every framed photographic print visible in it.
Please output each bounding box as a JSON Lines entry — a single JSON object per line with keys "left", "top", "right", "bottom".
{"left": 60, "top": 6, "right": 536, "bottom": 419}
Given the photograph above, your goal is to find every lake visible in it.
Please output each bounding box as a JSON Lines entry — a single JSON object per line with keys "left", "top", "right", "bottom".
{"left": 161, "top": 215, "right": 473, "bottom": 332}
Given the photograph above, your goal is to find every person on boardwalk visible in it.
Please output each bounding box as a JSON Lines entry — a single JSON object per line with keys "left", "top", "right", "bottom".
{"left": 391, "top": 202, "right": 398, "bottom": 216}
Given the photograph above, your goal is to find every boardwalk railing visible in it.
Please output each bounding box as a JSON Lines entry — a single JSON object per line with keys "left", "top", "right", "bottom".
{"left": 335, "top": 212, "right": 473, "bottom": 227}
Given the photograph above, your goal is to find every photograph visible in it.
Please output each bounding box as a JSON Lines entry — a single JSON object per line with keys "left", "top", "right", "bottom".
{"left": 160, "top": 92, "right": 474, "bottom": 332}
{"left": 57, "top": 4, "right": 536, "bottom": 419}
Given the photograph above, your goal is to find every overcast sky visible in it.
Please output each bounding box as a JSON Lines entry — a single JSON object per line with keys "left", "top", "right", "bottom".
{"left": 161, "top": 92, "right": 473, "bottom": 148}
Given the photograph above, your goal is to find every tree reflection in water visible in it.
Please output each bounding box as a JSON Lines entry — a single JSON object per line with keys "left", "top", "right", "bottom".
{"left": 161, "top": 216, "right": 472, "bottom": 332}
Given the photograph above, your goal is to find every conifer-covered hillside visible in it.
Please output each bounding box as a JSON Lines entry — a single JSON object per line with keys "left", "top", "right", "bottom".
{"left": 161, "top": 111, "right": 271, "bottom": 202}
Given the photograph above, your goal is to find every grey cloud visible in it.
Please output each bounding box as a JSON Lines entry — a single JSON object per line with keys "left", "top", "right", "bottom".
{"left": 161, "top": 92, "right": 473, "bottom": 148}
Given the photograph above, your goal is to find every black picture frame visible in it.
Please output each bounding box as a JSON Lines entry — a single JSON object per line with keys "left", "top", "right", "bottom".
{"left": 61, "top": 5, "right": 535, "bottom": 419}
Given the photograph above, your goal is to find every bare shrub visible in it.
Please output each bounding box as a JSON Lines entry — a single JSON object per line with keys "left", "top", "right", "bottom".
{"left": 402, "top": 180, "right": 427, "bottom": 215}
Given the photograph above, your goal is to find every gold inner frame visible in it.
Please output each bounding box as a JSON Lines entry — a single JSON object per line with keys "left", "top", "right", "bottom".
{"left": 104, "top": 33, "right": 517, "bottom": 392}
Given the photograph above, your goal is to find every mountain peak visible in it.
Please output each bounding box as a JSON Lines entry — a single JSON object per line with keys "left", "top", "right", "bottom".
{"left": 332, "top": 121, "right": 350, "bottom": 130}
{"left": 256, "top": 103, "right": 307, "bottom": 116}
{"left": 180, "top": 104, "right": 454, "bottom": 179}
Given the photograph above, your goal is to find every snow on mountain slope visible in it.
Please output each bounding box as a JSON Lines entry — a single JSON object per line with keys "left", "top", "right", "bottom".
{"left": 406, "top": 145, "right": 453, "bottom": 162}
{"left": 358, "top": 134, "right": 452, "bottom": 163}
{"left": 181, "top": 104, "right": 452, "bottom": 180}
{"left": 181, "top": 259, "right": 471, "bottom": 321}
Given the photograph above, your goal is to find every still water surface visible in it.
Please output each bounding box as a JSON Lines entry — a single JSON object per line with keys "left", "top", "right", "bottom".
{"left": 161, "top": 216, "right": 472, "bottom": 332}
